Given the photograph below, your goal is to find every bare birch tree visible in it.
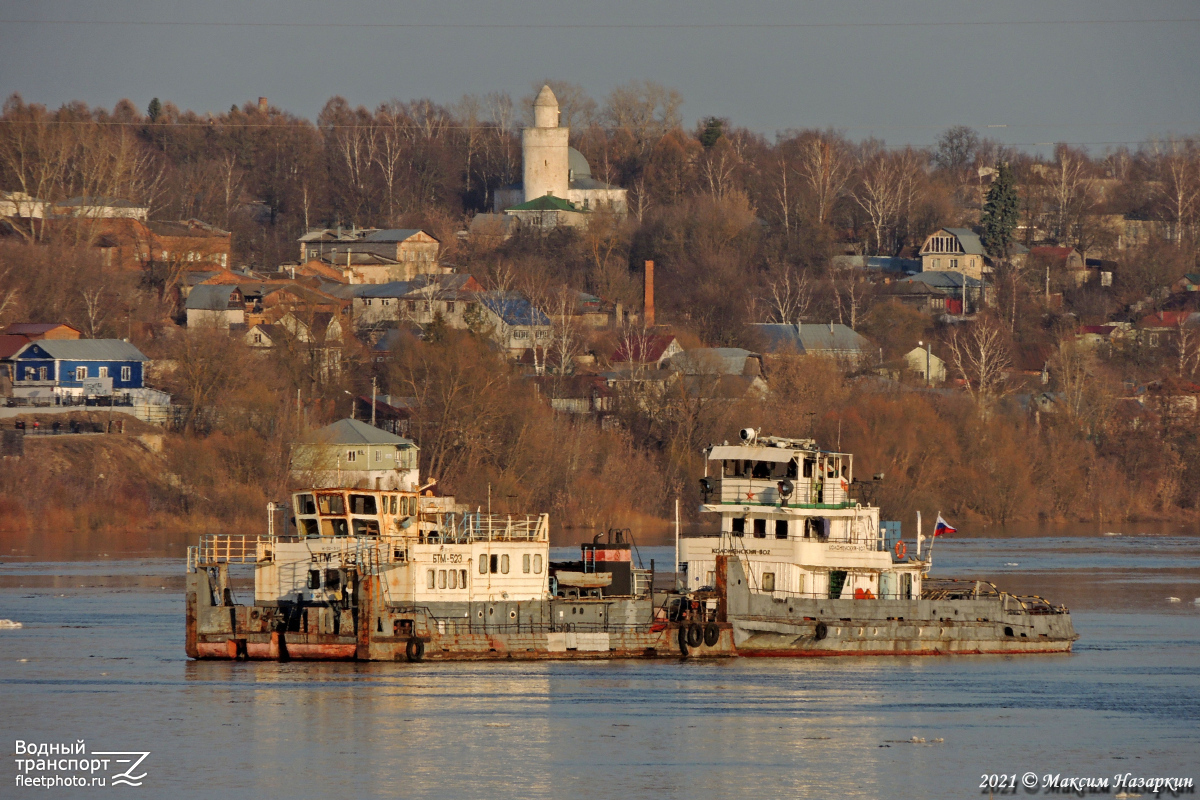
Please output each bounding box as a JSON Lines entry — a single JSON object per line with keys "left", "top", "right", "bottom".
{"left": 947, "top": 320, "right": 1011, "bottom": 416}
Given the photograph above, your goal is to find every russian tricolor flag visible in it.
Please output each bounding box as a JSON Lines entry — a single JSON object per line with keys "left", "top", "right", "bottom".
{"left": 933, "top": 515, "right": 956, "bottom": 536}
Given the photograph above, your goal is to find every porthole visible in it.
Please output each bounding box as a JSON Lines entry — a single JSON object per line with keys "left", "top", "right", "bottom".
{"left": 509, "top": 610, "right": 517, "bottom": 619}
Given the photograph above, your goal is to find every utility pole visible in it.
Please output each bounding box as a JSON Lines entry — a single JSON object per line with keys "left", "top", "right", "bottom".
{"left": 371, "top": 376, "right": 377, "bottom": 427}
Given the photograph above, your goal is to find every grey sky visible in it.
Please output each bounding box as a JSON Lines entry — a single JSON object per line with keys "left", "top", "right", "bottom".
{"left": 1, "top": 0, "right": 1197, "bottom": 152}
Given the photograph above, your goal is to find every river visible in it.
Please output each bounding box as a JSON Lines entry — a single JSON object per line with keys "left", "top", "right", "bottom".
{"left": 1, "top": 528, "right": 1197, "bottom": 798}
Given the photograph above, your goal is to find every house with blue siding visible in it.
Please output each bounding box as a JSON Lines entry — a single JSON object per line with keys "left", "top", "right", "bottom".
{"left": 11, "top": 339, "right": 150, "bottom": 399}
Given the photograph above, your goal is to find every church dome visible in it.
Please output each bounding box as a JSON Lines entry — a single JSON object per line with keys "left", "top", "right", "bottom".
{"left": 568, "top": 148, "right": 591, "bottom": 181}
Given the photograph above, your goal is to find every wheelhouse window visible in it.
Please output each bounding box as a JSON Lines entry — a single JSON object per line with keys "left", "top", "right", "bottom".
{"left": 479, "top": 554, "right": 487, "bottom": 574}
{"left": 317, "top": 494, "right": 346, "bottom": 515}
{"left": 427, "top": 570, "right": 436, "bottom": 589}
{"left": 349, "top": 494, "right": 377, "bottom": 515}
{"left": 775, "top": 520, "right": 788, "bottom": 539}
{"left": 523, "top": 554, "right": 531, "bottom": 573}
{"left": 731, "top": 517, "right": 745, "bottom": 537}
{"left": 533, "top": 555, "right": 543, "bottom": 574}
{"left": 296, "top": 494, "right": 317, "bottom": 515}
{"left": 501, "top": 554, "right": 510, "bottom": 574}
{"left": 753, "top": 518, "right": 767, "bottom": 538}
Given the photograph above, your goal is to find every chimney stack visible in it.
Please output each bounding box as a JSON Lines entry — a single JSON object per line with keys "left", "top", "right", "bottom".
{"left": 258, "top": 97, "right": 268, "bottom": 113}
{"left": 644, "top": 260, "right": 655, "bottom": 328}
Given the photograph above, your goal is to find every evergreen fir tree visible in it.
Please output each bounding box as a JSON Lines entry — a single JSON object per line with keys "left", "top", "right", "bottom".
{"left": 980, "top": 161, "right": 1019, "bottom": 259}
{"left": 146, "top": 97, "right": 162, "bottom": 123}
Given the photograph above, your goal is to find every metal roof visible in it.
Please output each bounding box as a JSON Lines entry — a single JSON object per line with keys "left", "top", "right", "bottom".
{"left": 668, "top": 347, "right": 760, "bottom": 375}
{"left": 16, "top": 339, "right": 149, "bottom": 362}
{"left": 751, "top": 323, "right": 870, "bottom": 355}
{"left": 479, "top": 292, "right": 550, "bottom": 326}
{"left": 185, "top": 285, "right": 241, "bottom": 310}
{"left": 362, "top": 228, "right": 425, "bottom": 243}
{"left": 942, "top": 228, "right": 987, "bottom": 256}
{"left": 302, "top": 418, "right": 415, "bottom": 447}
{"left": 902, "top": 272, "right": 984, "bottom": 289}
{"left": 508, "top": 195, "right": 581, "bottom": 212}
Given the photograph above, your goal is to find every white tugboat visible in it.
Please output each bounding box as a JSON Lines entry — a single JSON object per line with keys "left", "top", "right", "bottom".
{"left": 678, "top": 428, "right": 1078, "bottom": 655}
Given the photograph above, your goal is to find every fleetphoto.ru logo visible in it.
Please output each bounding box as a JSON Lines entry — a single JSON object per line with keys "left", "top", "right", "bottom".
{"left": 13, "top": 740, "right": 150, "bottom": 789}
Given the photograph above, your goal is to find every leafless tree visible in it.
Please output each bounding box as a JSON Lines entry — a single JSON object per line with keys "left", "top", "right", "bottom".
{"left": 1159, "top": 138, "right": 1200, "bottom": 246}
{"left": 947, "top": 319, "right": 1011, "bottom": 415}
{"left": 764, "top": 269, "right": 812, "bottom": 324}
{"left": 797, "top": 133, "right": 850, "bottom": 226}
{"left": 854, "top": 151, "right": 904, "bottom": 255}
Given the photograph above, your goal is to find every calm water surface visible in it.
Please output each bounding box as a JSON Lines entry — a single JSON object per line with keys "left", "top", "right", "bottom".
{"left": 1, "top": 531, "right": 1198, "bottom": 799}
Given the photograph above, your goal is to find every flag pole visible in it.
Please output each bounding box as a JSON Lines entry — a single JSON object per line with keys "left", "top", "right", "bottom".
{"left": 927, "top": 510, "right": 940, "bottom": 564}
{"left": 916, "top": 510, "right": 922, "bottom": 559}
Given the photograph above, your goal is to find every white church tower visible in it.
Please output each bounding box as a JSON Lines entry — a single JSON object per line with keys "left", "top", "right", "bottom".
{"left": 522, "top": 85, "right": 570, "bottom": 202}
{"left": 488, "top": 84, "right": 627, "bottom": 218}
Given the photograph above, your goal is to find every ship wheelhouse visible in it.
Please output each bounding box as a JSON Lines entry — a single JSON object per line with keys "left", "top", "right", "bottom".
{"left": 683, "top": 433, "right": 923, "bottom": 602}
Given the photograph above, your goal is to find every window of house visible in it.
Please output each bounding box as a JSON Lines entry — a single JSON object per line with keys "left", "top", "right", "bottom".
{"left": 446, "top": 301, "right": 455, "bottom": 313}
{"left": 375, "top": 450, "right": 382, "bottom": 462}
{"left": 501, "top": 554, "right": 510, "bottom": 574}
{"left": 514, "top": 330, "right": 528, "bottom": 339}
{"left": 427, "top": 570, "right": 436, "bottom": 589}
{"left": 438, "top": 570, "right": 447, "bottom": 589}
{"left": 523, "top": 554, "right": 531, "bottom": 573}
{"left": 365, "top": 299, "right": 372, "bottom": 306}
{"left": 534, "top": 554, "right": 543, "bottom": 574}
{"left": 950, "top": 258, "right": 958, "bottom": 270}
{"left": 75, "top": 366, "right": 87, "bottom": 380}
{"left": 753, "top": 518, "right": 767, "bottom": 538}
{"left": 479, "top": 554, "right": 488, "bottom": 574}
{"left": 407, "top": 301, "right": 416, "bottom": 311}
{"left": 98, "top": 367, "right": 108, "bottom": 378}
{"left": 423, "top": 302, "right": 430, "bottom": 311}
{"left": 382, "top": 298, "right": 390, "bottom": 306}
{"left": 253, "top": 333, "right": 262, "bottom": 344}
{"left": 346, "top": 450, "right": 357, "bottom": 463}
{"left": 24, "top": 367, "right": 33, "bottom": 380}
{"left": 762, "top": 572, "right": 776, "bottom": 592}
{"left": 536, "top": 330, "right": 548, "bottom": 339}
{"left": 38, "top": 367, "right": 48, "bottom": 380}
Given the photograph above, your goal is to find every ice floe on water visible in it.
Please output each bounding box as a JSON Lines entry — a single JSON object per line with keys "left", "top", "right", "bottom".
{"left": 0, "top": 620, "right": 22, "bottom": 629}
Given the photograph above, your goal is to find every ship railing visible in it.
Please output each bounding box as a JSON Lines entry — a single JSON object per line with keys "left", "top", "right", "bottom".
{"left": 197, "top": 533, "right": 268, "bottom": 566}
{"left": 458, "top": 513, "right": 549, "bottom": 542}
{"left": 742, "top": 587, "right": 920, "bottom": 601}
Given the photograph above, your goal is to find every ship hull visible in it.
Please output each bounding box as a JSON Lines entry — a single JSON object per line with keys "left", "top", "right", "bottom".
{"left": 186, "top": 564, "right": 1075, "bottom": 662}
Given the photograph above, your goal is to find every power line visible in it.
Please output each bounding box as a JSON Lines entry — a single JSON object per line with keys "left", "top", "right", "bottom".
{"left": 3, "top": 17, "right": 1198, "bottom": 30}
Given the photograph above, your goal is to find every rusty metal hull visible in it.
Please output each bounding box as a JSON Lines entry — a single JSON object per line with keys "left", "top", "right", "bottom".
{"left": 185, "top": 559, "right": 1076, "bottom": 662}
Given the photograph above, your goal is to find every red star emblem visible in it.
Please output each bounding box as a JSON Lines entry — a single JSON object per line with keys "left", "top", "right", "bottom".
{"left": 745, "top": 491, "right": 755, "bottom": 501}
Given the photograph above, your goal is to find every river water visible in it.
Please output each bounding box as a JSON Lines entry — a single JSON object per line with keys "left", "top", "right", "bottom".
{"left": 1, "top": 530, "right": 1198, "bottom": 799}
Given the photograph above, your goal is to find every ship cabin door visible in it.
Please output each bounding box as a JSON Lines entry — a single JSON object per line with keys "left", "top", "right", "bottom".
{"left": 879, "top": 571, "right": 896, "bottom": 600}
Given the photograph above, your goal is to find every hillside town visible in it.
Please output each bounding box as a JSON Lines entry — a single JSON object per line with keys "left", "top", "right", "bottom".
{"left": 1, "top": 84, "right": 1199, "bottom": 534}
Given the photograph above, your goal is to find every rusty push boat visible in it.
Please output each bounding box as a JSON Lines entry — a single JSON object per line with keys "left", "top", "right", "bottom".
{"left": 185, "top": 430, "right": 1077, "bottom": 662}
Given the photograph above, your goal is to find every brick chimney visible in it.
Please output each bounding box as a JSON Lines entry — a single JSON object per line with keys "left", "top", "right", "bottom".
{"left": 644, "top": 260, "right": 655, "bottom": 328}
{"left": 258, "top": 97, "right": 268, "bottom": 113}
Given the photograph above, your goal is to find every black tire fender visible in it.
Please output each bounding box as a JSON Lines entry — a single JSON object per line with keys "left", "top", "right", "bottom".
{"left": 686, "top": 622, "right": 704, "bottom": 648}
{"left": 703, "top": 622, "right": 720, "bottom": 647}
{"left": 813, "top": 621, "right": 828, "bottom": 641}
{"left": 677, "top": 625, "right": 690, "bottom": 657}
{"left": 406, "top": 636, "right": 425, "bottom": 662}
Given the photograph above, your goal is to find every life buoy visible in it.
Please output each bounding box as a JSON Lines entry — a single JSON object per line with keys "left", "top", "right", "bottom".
{"left": 894, "top": 540, "right": 907, "bottom": 560}
{"left": 405, "top": 637, "right": 425, "bottom": 662}
{"left": 703, "top": 623, "right": 720, "bottom": 647}
{"left": 686, "top": 622, "right": 704, "bottom": 648}
{"left": 677, "top": 625, "right": 690, "bottom": 657}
